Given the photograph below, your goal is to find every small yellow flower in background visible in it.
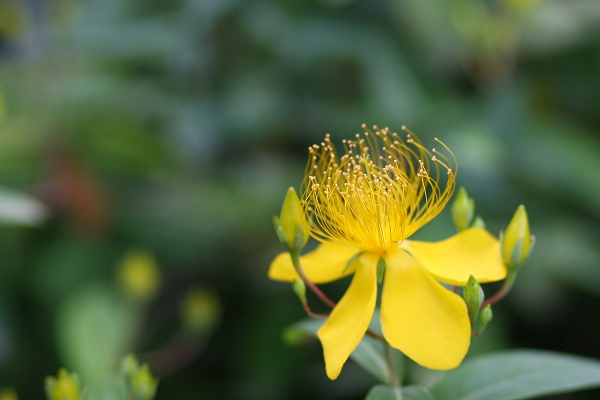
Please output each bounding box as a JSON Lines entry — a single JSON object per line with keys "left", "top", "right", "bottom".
{"left": 117, "top": 249, "right": 161, "bottom": 302}
{"left": 180, "top": 287, "right": 221, "bottom": 335}
{"left": 269, "top": 125, "right": 507, "bottom": 379}
{"left": 45, "top": 369, "right": 80, "bottom": 400}
{"left": 0, "top": 388, "right": 18, "bottom": 400}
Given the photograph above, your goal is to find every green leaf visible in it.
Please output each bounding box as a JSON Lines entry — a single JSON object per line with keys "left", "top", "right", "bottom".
{"left": 430, "top": 349, "right": 600, "bottom": 400}
{"left": 282, "top": 315, "right": 400, "bottom": 384}
{"left": 402, "top": 386, "right": 436, "bottom": 400}
{"left": 352, "top": 334, "right": 390, "bottom": 383}
{"left": 366, "top": 385, "right": 434, "bottom": 400}
{"left": 56, "top": 285, "right": 137, "bottom": 381}
{"left": 85, "top": 377, "right": 128, "bottom": 400}
{"left": 365, "top": 385, "right": 402, "bottom": 400}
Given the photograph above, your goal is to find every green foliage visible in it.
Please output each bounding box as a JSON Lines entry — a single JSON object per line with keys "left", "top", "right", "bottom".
{"left": 430, "top": 350, "right": 600, "bottom": 400}
{"left": 0, "top": 0, "right": 598, "bottom": 398}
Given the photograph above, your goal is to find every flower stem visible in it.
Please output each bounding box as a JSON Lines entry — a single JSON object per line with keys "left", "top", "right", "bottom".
{"left": 481, "top": 270, "right": 518, "bottom": 308}
{"left": 302, "top": 302, "right": 329, "bottom": 318}
{"left": 290, "top": 250, "right": 336, "bottom": 309}
{"left": 384, "top": 341, "right": 401, "bottom": 389}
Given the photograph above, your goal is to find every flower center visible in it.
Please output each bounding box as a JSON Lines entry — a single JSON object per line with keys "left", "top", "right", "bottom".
{"left": 302, "top": 125, "right": 456, "bottom": 252}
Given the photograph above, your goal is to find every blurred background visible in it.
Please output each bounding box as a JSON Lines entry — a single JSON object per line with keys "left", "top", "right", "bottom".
{"left": 0, "top": 0, "right": 599, "bottom": 398}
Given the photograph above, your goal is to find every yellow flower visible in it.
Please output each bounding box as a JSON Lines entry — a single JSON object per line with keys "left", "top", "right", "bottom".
{"left": 269, "top": 125, "right": 507, "bottom": 379}
{"left": 117, "top": 249, "right": 161, "bottom": 302}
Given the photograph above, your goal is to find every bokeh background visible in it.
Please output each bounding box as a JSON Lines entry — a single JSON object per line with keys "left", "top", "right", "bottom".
{"left": 0, "top": 0, "right": 599, "bottom": 398}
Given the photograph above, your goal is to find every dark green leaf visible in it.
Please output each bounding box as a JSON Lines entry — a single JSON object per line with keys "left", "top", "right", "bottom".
{"left": 430, "top": 349, "right": 600, "bottom": 400}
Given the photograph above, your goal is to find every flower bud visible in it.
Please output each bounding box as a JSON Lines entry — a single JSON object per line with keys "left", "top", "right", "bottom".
{"left": 477, "top": 304, "right": 493, "bottom": 335}
{"left": 132, "top": 365, "right": 158, "bottom": 400}
{"left": 502, "top": 205, "right": 533, "bottom": 268}
{"left": 451, "top": 187, "right": 475, "bottom": 232}
{"left": 45, "top": 369, "right": 80, "bottom": 400}
{"left": 275, "top": 187, "right": 309, "bottom": 251}
{"left": 120, "top": 354, "right": 140, "bottom": 382}
{"left": 120, "top": 355, "right": 159, "bottom": 400}
{"left": 463, "top": 275, "right": 484, "bottom": 326}
{"left": 292, "top": 278, "right": 307, "bottom": 305}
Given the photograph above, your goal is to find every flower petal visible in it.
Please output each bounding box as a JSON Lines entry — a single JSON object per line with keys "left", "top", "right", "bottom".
{"left": 381, "top": 248, "right": 470, "bottom": 370}
{"left": 268, "top": 242, "right": 360, "bottom": 284}
{"left": 317, "top": 253, "right": 378, "bottom": 379}
{"left": 402, "top": 227, "right": 506, "bottom": 285}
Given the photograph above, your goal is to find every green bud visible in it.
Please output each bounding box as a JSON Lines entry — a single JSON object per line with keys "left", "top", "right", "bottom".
{"left": 376, "top": 257, "right": 386, "bottom": 284}
{"left": 452, "top": 187, "right": 475, "bottom": 232}
{"left": 45, "top": 369, "right": 80, "bottom": 400}
{"left": 282, "top": 325, "right": 311, "bottom": 346}
{"left": 477, "top": 304, "right": 493, "bottom": 335}
{"left": 292, "top": 278, "right": 307, "bottom": 305}
{"left": 132, "top": 365, "right": 158, "bottom": 400}
{"left": 463, "top": 275, "right": 484, "bottom": 326}
{"left": 120, "top": 354, "right": 140, "bottom": 382}
{"left": 501, "top": 205, "right": 533, "bottom": 268}
{"left": 275, "top": 187, "right": 309, "bottom": 251}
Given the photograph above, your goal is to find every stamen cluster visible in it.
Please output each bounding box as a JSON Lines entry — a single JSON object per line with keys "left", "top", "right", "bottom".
{"left": 302, "top": 125, "right": 456, "bottom": 252}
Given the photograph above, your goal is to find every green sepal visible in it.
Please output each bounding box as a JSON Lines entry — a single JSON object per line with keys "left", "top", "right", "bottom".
{"left": 273, "top": 216, "right": 290, "bottom": 250}
{"left": 471, "top": 216, "right": 486, "bottom": 229}
{"left": 376, "top": 257, "right": 386, "bottom": 284}
{"left": 344, "top": 251, "right": 366, "bottom": 273}
{"left": 451, "top": 187, "right": 475, "bottom": 232}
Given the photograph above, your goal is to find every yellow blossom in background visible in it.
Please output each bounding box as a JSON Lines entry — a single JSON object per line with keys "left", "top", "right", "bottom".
{"left": 269, "top": 125, "right": 507, "bottom": 379}
{"left": 180, "top": 287, "right": 221, "bottom": 335}
{"left": 117, "top": 249, "right": 161, "bottom": 302}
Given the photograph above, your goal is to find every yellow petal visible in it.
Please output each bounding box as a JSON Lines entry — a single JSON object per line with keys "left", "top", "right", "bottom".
{"left": 402, "top": 227, "right": 506, "bottom": 285}
{"left": 317, "top": 253, "right": 378, "bottom": 379}
{"left": 268, "top": 242, "right": 360, "bottom": 284}
{"left": 381, "top": 248, "right": 470, "bottom": 370}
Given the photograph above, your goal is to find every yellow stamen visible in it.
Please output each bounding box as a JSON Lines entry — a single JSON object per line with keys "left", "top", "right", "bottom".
{"left": 302, "top": 125, "right": 456, "bottom": 253}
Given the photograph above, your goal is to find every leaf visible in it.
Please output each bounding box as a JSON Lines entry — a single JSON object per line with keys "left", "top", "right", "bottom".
{"left": 365, "top": 385, "right": 402, "bottom": 400}
{"left": 283, "top": 316, "right": 397, "bottom": 384}
{"left": 56, "top": 285, "right": 137, "bottom": 381}
{"left": 402, "top": 386, "right": 436, "bottom": 400}
{"left": 365, "top": 385, "right": 434, "bottom": 400}
{"left": 429, "top": 349, "right": 600, "bottom": 400}
{"left": 351, "top": 334, "right": 390, "bottom": 383}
